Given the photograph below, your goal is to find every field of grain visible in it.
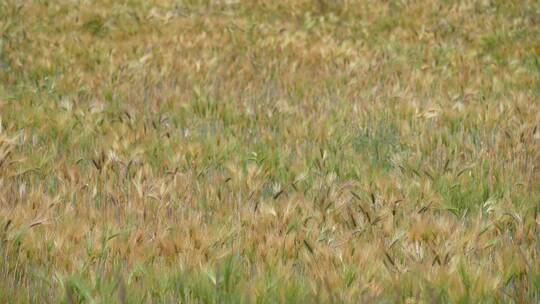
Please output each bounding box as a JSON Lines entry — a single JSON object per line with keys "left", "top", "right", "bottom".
{"left": 1, "top": 0, "right": 539, "bottom": 302}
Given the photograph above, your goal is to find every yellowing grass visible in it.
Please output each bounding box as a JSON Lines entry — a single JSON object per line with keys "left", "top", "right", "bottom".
{"left": 0, "top": 0, "right": 539, "bottom": 302}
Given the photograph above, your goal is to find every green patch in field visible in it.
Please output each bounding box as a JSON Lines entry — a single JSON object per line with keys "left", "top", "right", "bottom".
{"left": 82, "top": 15, "right": 108, "bottom": 37}
{"left": 353, "top": 117, "right": 404, "bottom": 171}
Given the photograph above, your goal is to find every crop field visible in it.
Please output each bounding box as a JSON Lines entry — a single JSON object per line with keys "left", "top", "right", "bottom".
{"left": 1, "top": 0, "right": 540, "bottom": 302}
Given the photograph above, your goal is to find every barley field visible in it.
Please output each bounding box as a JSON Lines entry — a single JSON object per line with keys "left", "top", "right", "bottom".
{"left": 1, "top": 0, "right": 539, "bottom": 303}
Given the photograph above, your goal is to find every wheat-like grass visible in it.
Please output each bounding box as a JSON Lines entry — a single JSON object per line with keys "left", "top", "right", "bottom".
{"left": 0, "top": 0, "right": 539, "bottom": 302}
